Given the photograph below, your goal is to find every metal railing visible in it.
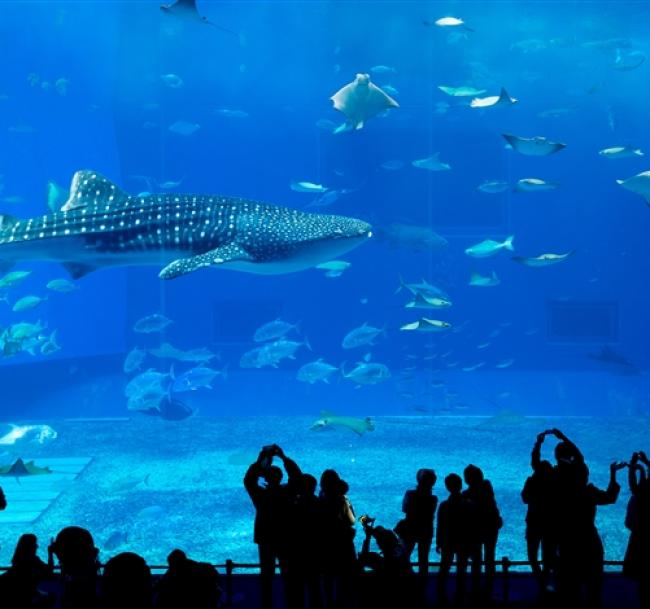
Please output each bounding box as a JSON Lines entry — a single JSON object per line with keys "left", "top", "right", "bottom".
{"left": 0, "top": 557, "right": 628, "bottom": 607}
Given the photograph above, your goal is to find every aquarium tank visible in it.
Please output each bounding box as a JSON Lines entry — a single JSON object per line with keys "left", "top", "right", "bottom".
{"left": 0, "top": 0, "right": 648, "bottom": 569}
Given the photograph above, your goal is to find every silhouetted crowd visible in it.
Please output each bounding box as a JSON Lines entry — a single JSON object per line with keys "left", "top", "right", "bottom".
{"left": 243, "top": 432, "right": 649, "bottom": 609}
{"left": 0, "top": 429, "right": 647, "bottom": 609}
{"left": 0, "top": 527, "right": 220, "bottom": 609}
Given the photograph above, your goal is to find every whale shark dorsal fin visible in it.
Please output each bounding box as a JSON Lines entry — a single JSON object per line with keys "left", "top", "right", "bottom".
{"left": 159, "top": 244, "right": 254, "bottom": 280}
{"left": 0, "top": 214, "right": 19, "bottom": 234}
{"left": 61, "top": 170, "right": 129, "bottom": 212}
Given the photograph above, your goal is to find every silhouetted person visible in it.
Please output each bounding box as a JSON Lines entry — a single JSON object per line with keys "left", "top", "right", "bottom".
{"left": 436, "top": 473, "right": 476, "bottom": 608}
{"left": 523, "top": 431, "right": 557, "bottom": 593}
{"left": 289, "top": 473, "right": 324, "bottom": 609}
{"left": 244, "top": 444, "right": 302, "bottom": 609}
{"left": 0, "top": 533, "right": 54, "bottom": 608}
{"left": 624, "top": 451, "right": 650, "bottom": 609}
{"left": 545, "top": 428, "right": 587, "bottom": 498}
{"left": 463, "top": 464, "right": 502, "bottom": 602}
{"left": 555, "top": 459, "right": 625, "bottom": 609}
{"left": 358, "top": 517, "right": 412, "bottom": 609}
{"left": 0, "top": 486, "right": 6, "bottom": 510}
{"left": 318, "top": 469, "right": 357, "bottom": 609}
{"left": 398, "top": 468, "right": 438, "bottom": 577}
{"left": 154, "top": 550, "right": 189, "bottom": 609}
{"left": 102, "top": 552, "right": 152, "bottom": 609}
{"left": 154, "top": 549, "right": 221, "bottom": 609}
{"left": 50, "top": 526, "right": 99, "bottom": 609}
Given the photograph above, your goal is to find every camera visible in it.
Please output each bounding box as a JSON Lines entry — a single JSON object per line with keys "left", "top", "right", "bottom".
{"left": 359, "top": 514, "right": 375, "bottom": 528}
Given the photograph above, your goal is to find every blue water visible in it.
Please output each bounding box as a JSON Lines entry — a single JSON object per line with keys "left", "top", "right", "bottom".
{"left": 0, "top": 0, "right": 648, "bottom": 565}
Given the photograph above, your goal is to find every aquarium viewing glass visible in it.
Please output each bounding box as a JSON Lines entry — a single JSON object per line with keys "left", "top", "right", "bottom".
{"left": 0, "top": 0, "right": 648, "bottom": 568}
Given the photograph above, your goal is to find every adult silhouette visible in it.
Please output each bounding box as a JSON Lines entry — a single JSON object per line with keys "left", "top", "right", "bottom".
{"left": 463, "top": 464, "right": 502, "bottom": 602}
{"left": 398, "top": 468, "right": 438, "bottom": 577}
{"left": 623, "top": 451, "right": 650, "bottom": 609}
{"left": 154, "top": 549, "right": 221, "bottom": 609}
{"left": 49, "top": 526, "right": 99, "bottom": 609}
{"left": 318, "top": 469, "right": 357, "bottom": 609}
{"left": 522, "top": 431, "right": 557, "bottom": 593}
{"left": 0, "top": 533, "right": 54, "bottom": 608}
{"left": 555, "top": 457, "right": 625, "bottom": 609}
{"left": 244, "top": 444, "right": 302, "bottom": 609}
{"left": 436, "top": 473, "right": 476, "bottom": 607}
{"left": 288, "top": 473, "right": 324, "bottom": 609}
{"left": 102, "top": 552, "right": 152, "bottom": 609}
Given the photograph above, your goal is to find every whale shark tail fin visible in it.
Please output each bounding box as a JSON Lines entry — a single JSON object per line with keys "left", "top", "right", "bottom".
{"left": 0, "top": 215, "right": 19, "bottom": 274}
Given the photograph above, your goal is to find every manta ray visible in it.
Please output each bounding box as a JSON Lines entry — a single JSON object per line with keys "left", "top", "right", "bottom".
{"left": 160, "top": 0, "right": 238, "bottom": 37}
{"left": 0, "top": 171, "right": 372, "bottom": 280}
{"left": 0, "top": 458, "right": 52, "bottom": 481}
{"left": 471, "top": 88, "right": 518, "bottom": 108}
{"left": 617, "top": 171, "right": 650, "bottom": 205}
{"left": 310, "top": 412, "right": 375, "bottom": 435}
{"left": 512, "top": 251, "right": 574, "bottom": 267}
{"left": 503, "top": 134, "right": 566, "bottom": 156}
{"left": 330, "top": 73, "right": 399, "bottom": 132}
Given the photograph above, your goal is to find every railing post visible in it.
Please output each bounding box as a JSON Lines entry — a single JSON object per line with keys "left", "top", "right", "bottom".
{"left": 225, "top": 558, "right": 234, "bottom": 607}
{"left": 501, "top": 556, "right": 510, "bottom": 605}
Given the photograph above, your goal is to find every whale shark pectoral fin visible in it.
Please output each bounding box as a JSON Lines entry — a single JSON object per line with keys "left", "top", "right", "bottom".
{"left": 61, "top": 170, "right": 130, "bottom": 212}
{"left": 62, "top": 262, "right": 98, "bottom": 280}
{"left": 159, "top": 244, "right": 254, "bottom": 280}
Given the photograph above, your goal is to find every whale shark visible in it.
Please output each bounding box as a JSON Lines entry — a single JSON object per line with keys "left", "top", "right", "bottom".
{"left": 0, "top": 170, "right": 372, "bottom": 280}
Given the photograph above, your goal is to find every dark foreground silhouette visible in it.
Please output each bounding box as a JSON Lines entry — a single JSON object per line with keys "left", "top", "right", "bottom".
{"left": 0, "top": 432, "right": 642, "bottom": 609}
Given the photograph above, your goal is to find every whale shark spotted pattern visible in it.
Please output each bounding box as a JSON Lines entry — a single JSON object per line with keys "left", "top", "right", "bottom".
{"left": 0, "top": 171, "right": 372, "bottom": 280}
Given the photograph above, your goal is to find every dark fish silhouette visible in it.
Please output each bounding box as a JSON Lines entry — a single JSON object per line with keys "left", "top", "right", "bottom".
{"left": 588, "top": 345, "right": 636, "bottom": 369}
{"left": 142, "top": 396, "right": 194, "bottom": 421}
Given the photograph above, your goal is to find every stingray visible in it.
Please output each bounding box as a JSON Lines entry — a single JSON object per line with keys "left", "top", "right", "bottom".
{"left": 617, "top": 171, "right": 650, "bottom": 205}
{"left": 160, "top": 0, "right": 239, "bottom": 37}
{"left": 330, "top": 73, "right": 399, "bottom": 131}
{"left": 141, "top": 396, "right": 195, "bottom": 421}
{"left": 512, "top": 251, "right": 574, "bottom": 267}
{"left": 471, "top": 88, "right": 518, "bottom": 108}
{"left": 0, "top": 458, "right": 52, "bottom": 482}
{"left": 503, "top": 134, "right": 566, "bottom": 156}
